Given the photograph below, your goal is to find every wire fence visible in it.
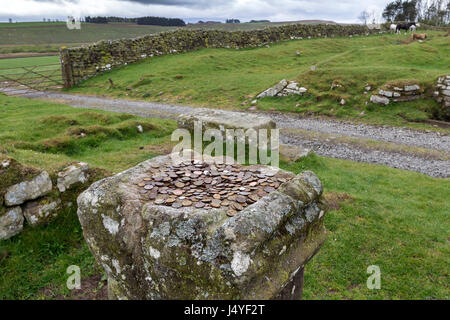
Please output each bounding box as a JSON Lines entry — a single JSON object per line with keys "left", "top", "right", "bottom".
{"left": 0, "top": 63, "right": 63, "bottom": 96}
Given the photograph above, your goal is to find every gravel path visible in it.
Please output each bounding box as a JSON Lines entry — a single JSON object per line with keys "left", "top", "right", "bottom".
{"left": 281, "top": 134, "right": 449, "bottom": 178}
{"left": 3, "top": 89, "right": 450, "bottom": 178}
{"left": 271, "top": 113, "right": 450, "bottom": 152}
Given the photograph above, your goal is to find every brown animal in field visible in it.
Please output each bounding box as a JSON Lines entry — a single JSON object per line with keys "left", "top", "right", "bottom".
{"left": 411, "top": 33, "right": 427, "bottom": 41}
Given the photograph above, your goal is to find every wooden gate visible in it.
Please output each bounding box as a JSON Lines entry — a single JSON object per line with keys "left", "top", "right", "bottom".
{"left": 0, "top": 61, "right": 63, "bottom": 96}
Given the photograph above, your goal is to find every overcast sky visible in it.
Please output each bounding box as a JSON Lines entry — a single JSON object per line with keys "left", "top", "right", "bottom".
{"left": 0, "top": 0, "right": 391, "bottom": 23}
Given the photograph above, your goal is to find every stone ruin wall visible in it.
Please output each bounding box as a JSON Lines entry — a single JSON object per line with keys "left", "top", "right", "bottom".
{"left": 60, "top": 24, "right": 374, "bottom": 88}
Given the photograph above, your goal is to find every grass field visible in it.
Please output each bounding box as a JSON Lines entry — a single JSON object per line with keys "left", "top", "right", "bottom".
{"left": 0, "top": 20, "right": 337, "bottom": 55}
{"left": 67, "top": 30, "right": 450, "bottom": 129}
{"left": 0, "top": 94, "right": 448, "bottom": 299}
{"left": 0, "top": 21, "right": 282, "bottom": 54}
{"left": 0, "top": 56, "right": 59, "bottom": 68}
{"left": 0, "top": 22, "right": 177, "bottom": 46}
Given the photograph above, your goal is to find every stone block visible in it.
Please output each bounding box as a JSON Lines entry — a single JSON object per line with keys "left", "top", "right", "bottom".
{"left": 0, "top": 207, "right": 24, "bottom": 240}
{"left": 5, "top": 171, "right": 52, "bottom": 206}
{"left": 77, "top": 155, "right": 328, "bottom": 300}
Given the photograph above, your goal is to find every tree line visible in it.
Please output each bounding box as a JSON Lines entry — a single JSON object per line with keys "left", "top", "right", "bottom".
{"left": 382, "top": 0, "right": 449, "bottom": 25}
{"left": 84, "top": 16, "right": 186, "bottom": 26}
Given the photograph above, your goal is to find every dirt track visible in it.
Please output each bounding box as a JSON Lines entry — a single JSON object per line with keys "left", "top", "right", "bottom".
{"left": 2, "top": 88, "right": 449, "bottom": 178}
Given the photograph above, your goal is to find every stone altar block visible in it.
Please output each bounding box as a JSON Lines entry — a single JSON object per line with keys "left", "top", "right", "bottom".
{"left": 77, "top": 154, "right": 327, "bottom": 300}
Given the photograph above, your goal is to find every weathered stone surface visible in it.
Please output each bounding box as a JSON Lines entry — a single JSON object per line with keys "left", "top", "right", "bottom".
{"left": 57, "top": 162, "right": 90, "bottom": 193}
{"left": 404, "top": 84, "right": 421, "bottom": 92}
{"left": 370, "top": 95, "right": 390, "bottom": 105}
{"left": 257, "top": 79, "right": 288, "bottom": 98}
{"left": 1, "top": 159, "right": 10, "bottom": 169}
{"left": 4, "top": 171, "right": 52, "bottom": 206}
{"left": 178, "top": 109, "right": 276, "bottom": 134}
{"left": 77, "top": 154, "right": 328, "bottom": 300}
{"left": 434, "top": 76, "right": 450, "bottom": 121}
{"left": 280, "top": 144, "right": 312, "bottom": 162}
{"left": 258, "top": 80, "right": 307, "bottom": 98}
{"left": 0, "top": 207, "right": 24, "bottom": 240}
{"left": 379, "top": 89, "right": 394, "bottom": 97}
{"left": 279, "top": 82, "right": 307, "bottom": 96}
{"left": 22, "top": 198, "right": 62, "bottom": 226}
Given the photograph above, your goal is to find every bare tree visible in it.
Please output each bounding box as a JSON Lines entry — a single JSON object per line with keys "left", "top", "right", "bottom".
{"left": 359, "top": 10, "right": 370, "bottom": 24}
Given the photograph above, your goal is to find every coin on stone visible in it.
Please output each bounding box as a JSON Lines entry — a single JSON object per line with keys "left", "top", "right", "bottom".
{"left": 257, "top": 190, "right": 267, "bottom": 197}
{"left": 165, "top": 197, "right": 176, "bottom": 204}
{"left": 194, "top": 180, "right": 204, "bottom": 186}
{"left": 182, "top": 200, "right": 192, "bottom": 207}
{"left": 173, "top": 189, "right": 184, "bottom": 196}
{"left": 211, "top": 199, "right": 221, "bottom": 208}
{"left": 195, "top": 202, "right": 205, "bottom": 208}
{"left": 221, "top": 200, "right": 231, "bottom": 206}
{"left": 172, "top": 202, "right": 182, "bottom": 208}
{"left": 232, "top": 202, "right": 243, "bottom": 211}
{"left": 154, "top": 198, "right": 165, "bottom": 205}
{"left": 227, "top": 209, "right": 237, "bottom": 217}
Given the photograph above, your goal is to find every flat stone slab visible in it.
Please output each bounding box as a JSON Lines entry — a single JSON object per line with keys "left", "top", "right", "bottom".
{"left": 77, "top": 154, "right": 328, "bottom": 300}
{"left": 57, "top": 162, "right": 90, "bottom": 193}
{"left": 0, "top": 207, "right": 24, "bottom": 240}
{"left": 257, "top": 79, "right": 288, "bottom": 98}
{"left": 370, "top": 95, "right": 390, "bottom": 105}
{"left": 4, "top": 171, "right": 52, "bottom": 206}
{"left": 23, "top": 197, "right": 61, "bottom": 226}
{"left": 177, "top": 109, "right": 276, "bottom": 133}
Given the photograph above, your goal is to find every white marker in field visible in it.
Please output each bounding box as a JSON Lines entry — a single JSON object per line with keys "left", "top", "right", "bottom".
{"left": 67, "top": 16, "right": 81, "bottom": 30}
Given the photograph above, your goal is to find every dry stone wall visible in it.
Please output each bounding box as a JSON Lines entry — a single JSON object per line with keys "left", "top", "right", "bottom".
{"left": 62, "top": 24, "right": 373, "bottom": 88}
{"left": 0, "top": 158, "right": 99, "bottom": 240}
{"left": 370, "top": 82, "right": 424, "bottom": 106}
{"left": 434, "top": 76, "right": 450, "bottom": 121}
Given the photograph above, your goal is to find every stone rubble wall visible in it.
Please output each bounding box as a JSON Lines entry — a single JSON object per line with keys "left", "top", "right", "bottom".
{"left": 370, "top": 83, "right": 424, "bottom": 106}
{"left": 434, "top": 76, "right": 450, "bottom": 121}
{"left": 0, "top": 158, "right": 97, "bottom": 240}
{"left": 256, "top": 79, "right": 308, "bottom": 98}
{"left": 62, "top": 24, "right": 374, "bottom": 88}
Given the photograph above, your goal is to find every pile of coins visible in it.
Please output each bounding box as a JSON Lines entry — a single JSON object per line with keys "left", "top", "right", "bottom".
{"left": 136, "top": 160, "right": 291, "bottom": 217}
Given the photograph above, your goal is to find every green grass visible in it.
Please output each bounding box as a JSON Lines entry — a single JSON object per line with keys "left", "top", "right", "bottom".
{"left": 286, "top": 155, "right": 449, "bottom": 300}
{"left": 0, "top": 206, "right": 98, "bottom": 299}
{"left": 0, "top": 94, "right": 176, "bottom": 172}
{"left": 69, "top": 30, "right": 450, "bottom": 128}
{"left": 0, "top": 22, "right": 177, "bottom": 46}
{"left": 0, "top": 20, "right": 328, "bottom": 54}
{"left": 0, "top": 56, "right": 59, "bottom": 69}
{"left": 0, "top": 94, "right": 449, "bottom": 299}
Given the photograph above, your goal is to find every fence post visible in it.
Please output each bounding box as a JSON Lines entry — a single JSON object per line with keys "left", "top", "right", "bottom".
{"left": 60, "top": 47, "right": 74, "bottom": 88}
